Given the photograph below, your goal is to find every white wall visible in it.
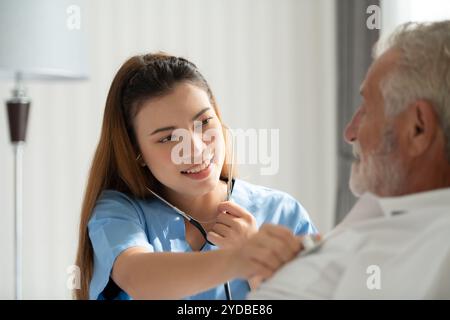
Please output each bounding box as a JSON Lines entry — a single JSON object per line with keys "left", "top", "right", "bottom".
{"left": 0, "top": 0, "right": 336, "bottom": 299}
{"left": 381, "top": 0, "right": 450, "bottom": 37}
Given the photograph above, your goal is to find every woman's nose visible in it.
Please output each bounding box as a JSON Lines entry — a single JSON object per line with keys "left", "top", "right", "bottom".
{"left": 191, "top": 133, "right": 206, "bottom": 162}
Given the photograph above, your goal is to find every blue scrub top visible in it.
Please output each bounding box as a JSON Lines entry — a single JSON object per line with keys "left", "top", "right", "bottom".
{"left": 88, "top": 179, "right": 317, "bottom": 300}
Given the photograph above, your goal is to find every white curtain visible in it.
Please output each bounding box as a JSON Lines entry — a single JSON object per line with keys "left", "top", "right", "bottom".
{"left": 0, "top": 0, "right": 336, "bottom": 299}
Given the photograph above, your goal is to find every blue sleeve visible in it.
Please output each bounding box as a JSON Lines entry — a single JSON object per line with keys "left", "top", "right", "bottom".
{"left": 88, "top": 190, "right": 153, "bottom": 300}
{"left": 267, "top": 193, "right": 318, "bottom": 236}
{"left": 290, "top": 197, "right": 318, "bottom": 236}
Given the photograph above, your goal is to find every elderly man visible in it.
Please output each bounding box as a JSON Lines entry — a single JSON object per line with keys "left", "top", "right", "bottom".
{"left": 249, "top": 20, "right": 450, "bottom": 299}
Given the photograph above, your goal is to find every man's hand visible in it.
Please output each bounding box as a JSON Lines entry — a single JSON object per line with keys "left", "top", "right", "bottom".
{"left": 229, "top": 224, "right": 302, "bottom": 283}
{"left": 247, "top": 233, "right": 322, "bottom": 289}
{"left": 207, "top": 201, "right": 258, "bottom": 249}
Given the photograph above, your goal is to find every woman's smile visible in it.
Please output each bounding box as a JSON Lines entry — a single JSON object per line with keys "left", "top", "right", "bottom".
{"left": 180, "top": 154, "right": 215, "bottom": 180}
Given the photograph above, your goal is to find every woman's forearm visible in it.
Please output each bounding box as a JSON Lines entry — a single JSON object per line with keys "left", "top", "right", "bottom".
{"left": 113, "top": 248, "right": 238, "bottom": 299}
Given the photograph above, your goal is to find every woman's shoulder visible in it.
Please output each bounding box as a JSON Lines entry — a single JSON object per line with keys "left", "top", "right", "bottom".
{"left": 234, "top": 179, "right": 301, "bottom": 206}
{"left": 233, "top": 179, "right": 308, "bottom": 219}
{"left": 234, "top": 179, "right": 316, "bottom": 234}
{"left": 90, "top": 189, "right": 147, "bottom": 224}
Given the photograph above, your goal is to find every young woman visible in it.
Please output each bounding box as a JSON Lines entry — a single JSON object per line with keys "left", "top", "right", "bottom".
{"left": 74, "top": 53, "right": 317, "bottom": 300}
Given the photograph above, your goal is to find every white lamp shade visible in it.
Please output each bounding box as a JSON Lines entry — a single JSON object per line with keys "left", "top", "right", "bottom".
{"left": 0, "top": 0, "right": 89, "bottom": 80}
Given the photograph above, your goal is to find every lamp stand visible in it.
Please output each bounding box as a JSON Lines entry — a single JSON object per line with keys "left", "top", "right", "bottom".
{"left": 6, "top": 72, "right": 30, "bottom": 300}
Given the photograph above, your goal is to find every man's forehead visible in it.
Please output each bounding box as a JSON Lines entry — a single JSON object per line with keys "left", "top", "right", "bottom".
{"left": 371, "top": 48, "right": 400, "bottom": 79}
{"left": 360, "top": 48, "right": 400, "bottom": 96}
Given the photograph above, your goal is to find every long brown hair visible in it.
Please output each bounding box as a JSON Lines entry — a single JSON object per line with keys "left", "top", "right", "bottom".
{"left": 74, "top": 53, "right": 232, "bottom": 299}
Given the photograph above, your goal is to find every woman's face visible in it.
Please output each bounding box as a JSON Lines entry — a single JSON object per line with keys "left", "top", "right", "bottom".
{"left": 133, "top": 82, "right": 226, "bottom": 197}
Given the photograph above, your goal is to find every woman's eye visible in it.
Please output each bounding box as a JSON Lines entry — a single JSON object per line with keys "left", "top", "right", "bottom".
{"left": 159, "top": 135, "right": 178, "bottom": 143}
{"left": 196, "top": 117, "right": 213, "bottom": 129}
{"left": 202, "top": 117, "right": 213, "bottom": 125}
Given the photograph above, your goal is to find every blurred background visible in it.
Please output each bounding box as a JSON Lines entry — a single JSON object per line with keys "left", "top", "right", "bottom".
{"left": 0, "top": 0, "right": 449, "bottom": 299}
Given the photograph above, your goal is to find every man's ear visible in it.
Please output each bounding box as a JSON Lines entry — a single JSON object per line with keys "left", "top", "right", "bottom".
{"left": 406, "top": 100, "right": 438, "bottom": 157}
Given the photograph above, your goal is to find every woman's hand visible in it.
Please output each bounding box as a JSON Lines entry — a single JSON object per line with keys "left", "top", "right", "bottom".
{"left": 228, "top": 224, "right": 302, "bottom": 283}
{"left": 207, "top": 201, "right": 258, "bottom": 249}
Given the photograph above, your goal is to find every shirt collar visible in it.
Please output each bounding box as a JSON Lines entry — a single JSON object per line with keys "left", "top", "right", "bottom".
{"left": 335, "top": 187, "right": 450, "bottom": 231}
{"left": 378, "top": 187, "right": 450, "bottom": 217}
{"left": 336, "top": 192, "right": 383, "bottom": 230}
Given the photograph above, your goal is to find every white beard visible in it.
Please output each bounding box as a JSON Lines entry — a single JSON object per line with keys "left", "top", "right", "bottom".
{"left": 349, "top": 129, "right": 405, "bottom": 197}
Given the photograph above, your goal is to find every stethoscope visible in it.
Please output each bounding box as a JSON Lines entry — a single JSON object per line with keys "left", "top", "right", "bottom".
{"left": 145, "top": 126, "right": 237, "bottom": 300}
{"left": 145, "top": 181, "right": 233, "bottom": 300}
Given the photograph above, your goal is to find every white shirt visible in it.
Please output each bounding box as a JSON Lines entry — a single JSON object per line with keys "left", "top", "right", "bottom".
{"left": 248, "top": 188, "right": 450, "bottom": 299}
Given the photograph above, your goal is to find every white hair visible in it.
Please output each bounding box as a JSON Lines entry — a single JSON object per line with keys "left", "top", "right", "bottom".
{"left": 373, "top": 21, "right": 450, "bottom": 160}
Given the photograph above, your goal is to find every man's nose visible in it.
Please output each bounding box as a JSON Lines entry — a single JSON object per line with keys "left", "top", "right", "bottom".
{"left": 344, "top": 109, "right": 359, "bottom": 144}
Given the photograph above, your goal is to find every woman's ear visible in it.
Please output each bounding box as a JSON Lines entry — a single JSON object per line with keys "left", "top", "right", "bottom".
{"left": 136, "top": 153, "right": 147, "bottom": 167}
{"left": 407, "top": 100, "right": 438, "bottom": 157}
